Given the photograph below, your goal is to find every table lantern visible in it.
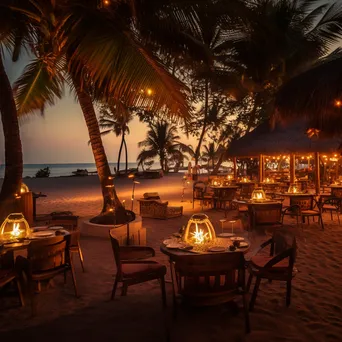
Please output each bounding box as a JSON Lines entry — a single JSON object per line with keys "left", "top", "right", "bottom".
{"left": 251, "top": 188, "right": 266, "bottom": 201}
{"left": 0, "top": 213, "right": 31, "bottom": 240}
{"left": 212, "top": 179, "right": 221, "bottom": 186}
{"left": 20, "top": 182, "right": 29, "bottom": 194}
{"left": 288, "top": 184, "right": 299, "bottom": 194}
{"left": 182, "top": 213, "right": 216, "bottom": 245}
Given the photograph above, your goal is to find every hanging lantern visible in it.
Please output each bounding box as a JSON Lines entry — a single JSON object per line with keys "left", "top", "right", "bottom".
{"left": 0, "top": 213, "right": 31, "bottom": 240}
{"left": 182, "top": 214, "right": 216, "bottom": 245}
{"left": 251, "top": 188, "right": 266, "bottom": 201}
{"left": 20, "top": 182, "right": 29, "bottom": 194}
{"left": 288, "top": 183, "right": 300, "bottom": 194}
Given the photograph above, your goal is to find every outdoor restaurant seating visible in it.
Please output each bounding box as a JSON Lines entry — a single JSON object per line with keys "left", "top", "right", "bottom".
{"left": 16, "top": 236, "right": 78, "bottom": 315}
{"left": 281, "top": 195, "right": 324, "bottom": 229}
{"left": 171, "top": 252, "right": 250, "bottom": 333}
{"left": 138, "top": 192, "right": 183, "bottom": 219}
{"left": 192, "top": 181, "right": 213, "bottom": 209}
{"left": 0, "top": 266, "right": 25, "bottom": 307}
{"left": 321, "top": 197, "right": 341, "bottom": 223}
{"left": 109, "top": 232, "right": 167, "bottom": 306}
{"left": 249, "top": 203, "right": 283, "bottom": 231}
{"left": 247, "top": 233, "right": 297, "bottom": 310}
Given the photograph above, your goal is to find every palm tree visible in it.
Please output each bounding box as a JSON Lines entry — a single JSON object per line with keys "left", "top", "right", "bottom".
{"left": 0, "top": 2, "right": 38, "bottom": 213}
{"left": 8, "top": 0, "right": 191, "bottom": 223}
{"left": 201, "top": 142, "right": 219, "bottom": 173}
{"left": 227, "top": 0, "right": 342, "bottom": 132}
{"left": 99, "top": 103, "right": 133, "bottom": 174}
{"left": 137, "top": 122, "right": 192, "bottom": 172}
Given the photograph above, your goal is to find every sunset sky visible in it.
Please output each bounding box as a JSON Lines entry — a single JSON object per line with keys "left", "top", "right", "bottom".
{"left": 0, "top": 54, "right": 196, "bottom": 164}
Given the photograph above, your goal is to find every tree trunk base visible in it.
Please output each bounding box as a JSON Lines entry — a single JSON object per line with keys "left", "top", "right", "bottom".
{"left": 89, "top": 209, "right": 135, "bottom": 225}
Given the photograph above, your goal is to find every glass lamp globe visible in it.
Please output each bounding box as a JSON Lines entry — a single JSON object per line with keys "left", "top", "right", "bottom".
{"left": 288, "top": 183, "right": 299, "bottom": 194}
{"left": 0, "top": 213, "right": 31, "bottom": 240}
{"left": 20, "top": 182, "right": 29, "bottom": 194}
{"left": 251, "top": 188, "right": 266, "bottom": 201}
{"left": 182, "top": 213, "right": 216, "bottom": 245}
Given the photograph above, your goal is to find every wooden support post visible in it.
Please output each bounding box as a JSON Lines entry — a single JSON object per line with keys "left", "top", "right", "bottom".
{"left": 259, "top": 154, "right": 263, "bottom": 184}
{"left": 290, "top": 154, "right": 295, "bottom": 184}
{"left": 315, "top": 152, "right": 320, "bottom": 194}
{"left": 233, "top": 157, "right": 237, "bottom": 179}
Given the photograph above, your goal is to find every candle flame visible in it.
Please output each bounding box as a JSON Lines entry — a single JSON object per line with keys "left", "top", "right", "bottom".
{"left": 11, "top": 223, "right": 21, "bottom": 237}
{"left": 191, "top": 223, "right": 209, "bottom": 244}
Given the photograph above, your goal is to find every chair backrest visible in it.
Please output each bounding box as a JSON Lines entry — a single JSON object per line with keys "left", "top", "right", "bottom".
{"left": 193, "top": 181, "right": 206, "bottom": 199}
{"left": 27, "top": 237, "right": 67, "bottom": 272}
{"left": 50, "top": 215, "right": 78, "bottom": 230}
{"left": 174, "top": 252, "right": 245, "bottom": 297}
{"left": 289, "top": 196, "right": 314, "bottom": 210}
{"left": 143, "top": 192, "right": 160, "bottom": 200}
{"left": 240, "top": 183, "right": 255, "bottom": 198}
{"left": 109, "top": 231, "right": 122, "bottom": 274}
{"left": 251, "top": 203, "right": 282, "bottom": 226}
{"left": 220, "top": 188, "right": 237, "bottom": 200}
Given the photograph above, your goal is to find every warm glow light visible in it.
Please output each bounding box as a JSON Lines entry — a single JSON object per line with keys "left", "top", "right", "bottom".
{"left": 191, "top": 223, "right": 209, "bottom": 245}
{"left": 103, "top": 0, "right": 110, "bottom": 5}
{"left": 182, "top": 214, "right": 216, "bottom": 245}
{"left": 11, "top": 223, "right": 21, "bottom": 237}
{"left": 335, "top": 100, "right": 342, "bottom": 107}
{"left": 146, "top": 88, "right": 153, "bottom": 96}
{"left": 128, "top": 174, "right": 135, "bottom": 179}
{"left": 0, "top": 213, "right": 30, "bottom": 240}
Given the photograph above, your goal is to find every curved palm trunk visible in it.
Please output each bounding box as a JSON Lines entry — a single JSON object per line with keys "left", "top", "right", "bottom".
{"left": 213, "top": 152, "right": 225, "bottom": 174}
{"left": 117, "top": 134, "right": 124, "bottom": 173}
{"left": 194, "top": 79, "right": 209, "bottom": 164}
{"left": 0, "top": 54, "right": 23, "bottom": 214}
{"left": 73, "top": 80, "right": 127, "bottom": 223}
{"left": 123, "top": 137, "right": 128, "bottom": 173}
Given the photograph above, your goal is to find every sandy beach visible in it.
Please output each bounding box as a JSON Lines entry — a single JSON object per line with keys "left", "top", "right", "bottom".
{"left": 0, "top": 173, "right": 342, "bottom": 341}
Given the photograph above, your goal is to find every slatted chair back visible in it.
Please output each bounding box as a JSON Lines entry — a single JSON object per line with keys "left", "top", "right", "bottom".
{"left": 109, "top": 232, "right": 122, "bottom": 276}
{"left": 289, "top": 196, "right": 314, "bottom": 211}
{"left": 50, "top": 215, "right": 78, "bottom": 230}
{"left": 174, "top": 252, "right": 245, "bottom": 302}
{"left": 27, "top": 238, "right": 67, "bottom": 272}
{"left": 193, "top": 181, "right": 206, "bottom": 199}
{"left": 240, "top": 183, "right": 255, "bottom": 199}
{"left": 251, "top": 203, "right": 282, "bottom": 227}
{"left": 221, "top": 188, "right": 238, "bottom": 201}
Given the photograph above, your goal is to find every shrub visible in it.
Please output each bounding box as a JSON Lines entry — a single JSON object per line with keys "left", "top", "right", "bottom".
{"left": 35, "top": 166, "right": 50, "bottom": 178}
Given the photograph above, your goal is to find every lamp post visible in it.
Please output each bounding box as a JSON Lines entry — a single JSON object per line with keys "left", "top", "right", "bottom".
{"left": 181, "top": 175, "right": 190, "bottom": 202}
{"left": 128, "top": 174, "right": 140, "bottom": 212}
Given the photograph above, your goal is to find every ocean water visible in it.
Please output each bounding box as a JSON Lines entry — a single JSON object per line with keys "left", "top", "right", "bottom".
{"left": 0, "top": 162, "right": 139, "bottom": 178}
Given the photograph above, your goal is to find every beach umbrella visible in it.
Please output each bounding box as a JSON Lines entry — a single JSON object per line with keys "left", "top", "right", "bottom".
{"left": 275, "top": 51, "right": 342, "bottom": 135}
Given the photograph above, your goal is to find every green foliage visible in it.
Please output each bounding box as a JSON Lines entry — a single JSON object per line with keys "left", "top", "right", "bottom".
{"left": 35, "top": 166, "right": 50, "bottom": 178}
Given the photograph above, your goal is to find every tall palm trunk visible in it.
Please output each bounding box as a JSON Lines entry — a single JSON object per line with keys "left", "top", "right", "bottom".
{"left": 213, "top": 151, "right": 225, "bottom": 174}
{"left": 117, "top": 134, "right": 124, "bottom": 173}
{"left": 123, "top": 137, "right": 128, "bottom": 173}
{"left": 0, "top": 54, "right": 23, "bottom": 213}
{"left": 195, "top": 78, "right": 209, "bottom": 164}
{"left": 73, "top": 79, "right": 127, "bottom": 223}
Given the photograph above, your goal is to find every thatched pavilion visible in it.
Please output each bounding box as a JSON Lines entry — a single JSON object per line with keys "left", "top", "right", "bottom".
{"left": 226, "top": 119, "right": 342, "bottom": 193}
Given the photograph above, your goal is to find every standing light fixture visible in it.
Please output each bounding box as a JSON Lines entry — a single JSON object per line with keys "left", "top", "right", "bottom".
{"left": 128, "top": 174, "right": 140, "bottom": 212}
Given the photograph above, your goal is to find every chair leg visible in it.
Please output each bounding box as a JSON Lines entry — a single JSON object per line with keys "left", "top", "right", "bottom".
{"left": 69, "top": 255, "right": 79, "bottom": 298}
{"left": 242, "top": 293, "right": 251, "bottom": 333}
{"left": 320, "top": 215, "right": 324, "bottom": 230}
{"left": 121, "top": 283, "right": 128, "bottom": 296}
{"left": 15, "top": 278, "right": 25, "bottom": 307}
{"left": 78, "top": 244, "right": 85, "bottom": 272}
{"left": 286, "top": 280, "right": 292, "bottom": 307}
{"left": 246, "top": 273, "right": 253, "bottom": 293}
{"left": 249, "top": 277, "right": 261, "bottom": 311}
{"left": 111, "top": 276, "right": 119, "bottom": 300}
{"left": 160, "top": 276, "right": 167, "bottom": 308}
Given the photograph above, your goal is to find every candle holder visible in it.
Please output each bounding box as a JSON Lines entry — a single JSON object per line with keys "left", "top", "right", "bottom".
{"left": 0, "top": 213, "right": 30, "bottom": 240}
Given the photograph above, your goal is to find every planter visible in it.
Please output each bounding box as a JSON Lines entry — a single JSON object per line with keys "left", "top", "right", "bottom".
{"left": 81, "top": 214, "right": 146, "bottom": 245}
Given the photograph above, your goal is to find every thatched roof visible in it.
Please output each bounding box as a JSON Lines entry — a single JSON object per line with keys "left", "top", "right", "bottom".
{"left": 275, "top": 54, "right": 342, "bottom": 134}
{"left": 226, "top": 119, "right": 342, "bottom": 157}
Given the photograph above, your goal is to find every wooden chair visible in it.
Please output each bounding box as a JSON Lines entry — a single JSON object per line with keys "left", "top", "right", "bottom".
{"left": 172, "top": 253, "right": 250, "bottom": 333}
{"left": 249, "top": 203, "right": 282, "bottom": 231}
{"left": 321, "top": 197, "right": 341, "bottom": 224}
{"left": 193, "top": 181, "right": 213, "bottom": 209}
{"left": 109, "top": 232, "right": 167, "bottom": 306}
{"left": 247, "top": 233, "right": 297, "bottom": 310}
{"left": 0, "top": 266, "right": 25, "bottom": 307}
{"left": 49, "top": 217, "right": 84, "bottom": 271}
{"left": 49, "top": 215, "right": 79, "bottom": 230}
{"left": 239, "top": 183, "right": 255, "bottom": 200}
{"left": 281, "top": 195, "right": 323, "bottom": 229}
{"left": 16, "top": 236, "right": 78, "bottom": 315}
